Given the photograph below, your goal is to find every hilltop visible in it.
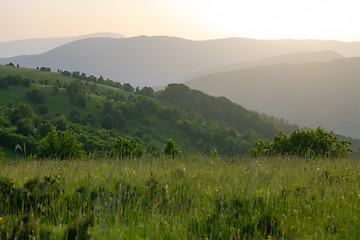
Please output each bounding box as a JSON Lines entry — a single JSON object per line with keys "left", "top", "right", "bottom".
{"left": 0, "top": 32, "right": 125, "bottom": 58}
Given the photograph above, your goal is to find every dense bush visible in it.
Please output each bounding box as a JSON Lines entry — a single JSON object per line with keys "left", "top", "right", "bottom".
{"left": 66, "top": 80, "right": 88, "bottom": 108}
{"left": 26, "top": 89, "right": 45, "bottom": 103}
{"left": 37, "top": 126, "right": 84, "bottom": 159}
{"left": 16, "top": 118, "right": 35, "bottom": 136}
{"left": 164, "top": 138, "right": 181, "bottom": 158}
{"left": 0, "top": 75, "right": 31, "bottom": 87}
{"left": 0, "top": 128, "right": 37, "bottom": 155}
{"left": 111, "top": 136, "right": 144, "bottom": 158}
{"left": 250, "top": 127, "right": 352, "bottom": 158}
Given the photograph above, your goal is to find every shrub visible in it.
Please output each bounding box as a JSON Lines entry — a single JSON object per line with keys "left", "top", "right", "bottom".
{"left": 164, "top": 138, "right": 181, "bottom": 158}
{"left": 16, "top": 118, "right": 35, "bottom": 136}
{"left": 37, "top": 126, "right": 84, "bottom": 159}
{"left": 26, "top": 89, "right": 45, "bottom": 103}
{"left": 250, "top": 127, "right": 352, "bottom": 158}
{"left": 111, "top": 136, "right": 144, "bottom": 159}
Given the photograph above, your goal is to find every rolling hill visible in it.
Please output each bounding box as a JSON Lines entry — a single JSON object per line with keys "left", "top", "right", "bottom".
{"left": 0, "top": 32, "right": 125, "bottom": 58}
{"left": 184, "top": 57, "right": 360, "bottom": 139}
{"left": 1, "top": 36, "right": 360, "bottom": 87}
{"left": 0, "top": 65, "right": 299, "bottom": 158}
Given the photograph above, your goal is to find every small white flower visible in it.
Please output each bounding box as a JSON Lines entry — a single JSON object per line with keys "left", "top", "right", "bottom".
{"left": 317, "top": 168, "right": 320, "bottom": 171}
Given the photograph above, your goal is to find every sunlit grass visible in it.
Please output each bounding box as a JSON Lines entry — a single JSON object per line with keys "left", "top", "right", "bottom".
{"left": 1, "top": 156, "right": 360, "bottom": 239}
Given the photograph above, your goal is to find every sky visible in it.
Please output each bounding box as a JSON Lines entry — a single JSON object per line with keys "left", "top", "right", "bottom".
{"left": 1, "top": 0, "right": 360, "bottom": 42}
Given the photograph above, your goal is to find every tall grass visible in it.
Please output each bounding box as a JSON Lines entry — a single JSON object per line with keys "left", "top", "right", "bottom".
{"left": 1, "top": 156, "right": 360, "bottom": 239}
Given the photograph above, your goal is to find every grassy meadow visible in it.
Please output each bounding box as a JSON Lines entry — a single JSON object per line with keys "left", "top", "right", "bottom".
{"left": 1, "top": 156, "right": 360, "bottom": 239}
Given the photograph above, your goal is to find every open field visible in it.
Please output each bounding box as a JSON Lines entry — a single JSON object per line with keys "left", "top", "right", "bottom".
{"left": 1, "top": 156, "right": 360, "bottom": 239}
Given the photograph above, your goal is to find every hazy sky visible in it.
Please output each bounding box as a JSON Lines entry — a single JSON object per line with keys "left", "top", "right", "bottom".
{"left": 2, "top": 0, "right": 360, "bottom": 42}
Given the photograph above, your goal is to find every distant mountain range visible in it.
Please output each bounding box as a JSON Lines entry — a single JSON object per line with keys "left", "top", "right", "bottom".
{"left": 0, "top": 32, "right": 125, "bottom": 58}
{"left": 185, "top": 57, "right": 360, "bottom": 139}
{"left": 180, "top": 50, "right": 344, "bottom": 83}
{"left": 1, "top": 36, "right": 360, "bottom": 87}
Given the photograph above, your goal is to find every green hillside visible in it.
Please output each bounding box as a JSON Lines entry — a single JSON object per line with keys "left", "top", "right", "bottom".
{"left": 0, "top": 65, "right": 308, "bottom": 158}
{"left": 185, "top": 57, "right": 360, "bottom": 139}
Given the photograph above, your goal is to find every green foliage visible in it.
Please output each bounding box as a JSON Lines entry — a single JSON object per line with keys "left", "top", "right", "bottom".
{"left": 250, "top": 127, "right": 353, "bottom": 158}
{"left": 1, "top": 66, "right": 359, "bottom": 158}
{"left": 37, "top": 126, "right": 84, "bottom": 159}
{"left": 0, "top": 78, "right": 9, "bottom": 88}
{"left": 40, "top": 66, "right": 51, "bottom": 72}
{"left": 101, "top": 114, "right": 115, "bottom": 130}
{"left": 122, "top": 83, "right": 134, "bottom": 92}
{"left": 164, "top": 138, "right": 181, "bottom": 158}
{"left": 0, "top": 147, "right": 4, "bottom": 159}
{"left": 157, "top": 84, "right": 281, "bottom": 139}
{"left": 0, "top": 128, "right": 38, "bottom": 155}
{"left": 111, "top": 136, "right": 144, "bottom": 158}
{"left": 16, "top": 118, "right": 35, "bottom": 136}
{"left": 210, "top": 147, "right": 219, "bottom": 158}
{"left": 52, "top": 79, "right": 61, "bottom": 95}
{"left": 69, "top": 108, "right": 81, "bottom": 123}
{"left": 37, "top": 104, "right": 49, "bottom": 114}
{"left": 0, "top": 75, "right": 31, "bottom": 87}
{"left": 10, "top": 103, "right": 35, "bottom": 124}
{"left": 66, "top": 80, "right": 88, "bottom": 108}
{"left": 37, "top": 122, "right": 53, "bottom": 138}
{"left": 136, "top": 86, "right": 155, "bottom": 97}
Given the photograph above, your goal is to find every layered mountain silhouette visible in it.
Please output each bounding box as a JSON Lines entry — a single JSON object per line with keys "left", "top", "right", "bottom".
{"left": 180, "top": 50, "right": 344, "bottom": 83}
{"left": 0, "top": 32, "right": 125, "bottom": 58}
{"left": 185, "top": 57, "right": 360, "bottom": 139}
{"left": 1, "top": 36, "right": 360, "bottom": 87}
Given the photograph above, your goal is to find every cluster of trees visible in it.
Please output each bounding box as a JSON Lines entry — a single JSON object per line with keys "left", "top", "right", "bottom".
{"left": 250, "top": 127, "right": 352, "bottom": 158}
{"left": 39, "top": 67, "right": 51, "bottom": 72}
{"left": 57, "top": 68, "right": 156, "bottom": 95}
{"left": 157, "top": 84, "right": 283, "bottom": 139}
{"left": 0, "top": 92, "right": 261, "bottom": 159}
{"left": 58, "top": 70, "right": 124, "bottom": 90}
{"left": 26, "top": 89, "right": 45, "bottom": 103}
{"left": 0, "top": 75, "right": 32, "bottom": 88}
{"left": 66, "top": 80, "right": 89, "bottom": 108}
{"left": 5, "top": 63, "right": 20, "bottom": 67}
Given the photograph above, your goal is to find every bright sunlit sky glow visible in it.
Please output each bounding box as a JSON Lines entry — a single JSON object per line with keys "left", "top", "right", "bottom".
{"left": 1, "top": 0, "right": 360, "bottom": 42}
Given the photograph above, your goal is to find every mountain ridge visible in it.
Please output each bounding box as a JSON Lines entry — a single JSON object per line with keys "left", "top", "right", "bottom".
{"left": 1, "top": 36, "right": 360, "bottom": 87}
{"left": 180, "top": 50, "right": 344, "bottom": 83}
{"left": 0, "top": 32, "right": 125, "bottom": 58}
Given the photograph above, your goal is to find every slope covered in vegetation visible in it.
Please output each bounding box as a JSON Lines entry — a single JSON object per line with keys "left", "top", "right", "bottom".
{"left": 0, "top": 65, "right": 298, "bottom": 158}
